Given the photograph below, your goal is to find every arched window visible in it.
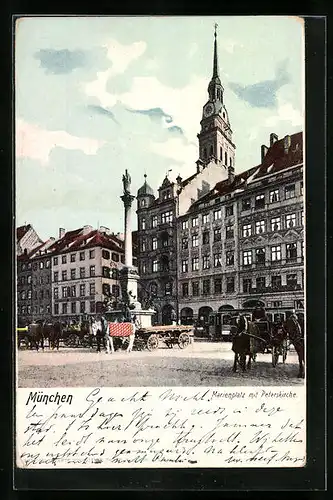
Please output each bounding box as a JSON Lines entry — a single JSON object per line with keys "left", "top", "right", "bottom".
{"left": 141, "top": 199, "right": 146, "bottom": 207}
{"left": 224, "top": 151, "right": 228, "bottom": 166}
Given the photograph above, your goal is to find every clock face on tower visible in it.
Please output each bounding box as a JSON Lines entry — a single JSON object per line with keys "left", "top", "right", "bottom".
{"left": 204, "top": 104, "right": 214, "bottom": 117}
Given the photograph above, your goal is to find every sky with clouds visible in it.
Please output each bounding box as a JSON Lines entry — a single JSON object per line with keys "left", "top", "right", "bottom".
{"left": 15, "top": 16, "right": 304, "bottom": 241}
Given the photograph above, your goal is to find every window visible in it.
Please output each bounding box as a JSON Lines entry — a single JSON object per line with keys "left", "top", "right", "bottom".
{"left": 183, "top": 283, "right": 190, "bottom": 297}
{"left": 242, "top": 198, "right": 251, "bottom": 211}
{"left": 300, "top": 181, "right": 304, "bottom": 196}
{"left": 71, "top": 302, "right": 76, "bottom": 314}
{"left": 39, "top": 276, "right": 43, "bottom": 285}
{"left": 62, "top": 270, "right": 67, "bottom": 281}
{"left": 102, "top": 250, "right": 110, "bottom": 260}
{"left": 70, "top": 268, "right": 76, "bottom": 280}
{"left": 89, "top": 265, "right": 96, "bottom": 277}
{"left": 224, "top": 151, "right": 228, "bottom": 165}
{"left": 80, "top": 267, "right": 85, "bottom": 278}
{"left": 243, "top": 279, "right": 252, "bottom": 293}
{"left": 111, "top": 268, "right": 118, "bottom": 280}
{"left": 202, "top": 255, "right": 210, "bottom": 269}
{"left": 271, "top": 217, "right": 281, "bottom": 231}
{"left": 182, "top": 220, "right": 188, "bottom": 230}
{"left": 90, "top": 301, "right": 96, "bottom": 313}
{"left": 80, "top": 302, "right": 85, "bottom": 314}
{"left": 112, "top": 252, "right": 120, "bottom": 262}
{"left": 79, "top": 284, "right": 85, "bottom": 296}
{"left": 192, "top": 234, "right": 199, "bottom": 247}
{"left": 182, "top": 259, "right": 188, "bottom": 273}
{"left": 141, "top": 199, "right": 146, "bottom": 207}
{"left": 192, "top": 217, "right": 198, "bottom": 227}
{"left": 79, "top": 252, "right": 85, "bottom": 261}
{"left": 27, "top": 275, "right": 32, "bottom": 284}
{"left": 181, "top": 237, "right": 188, "bottom": 250}
{"left": 192, "top": 282, "right": 199, "bottom": 296}
{"left": 214, "top": 278, "right": 222, "bottom": 294}
{"left": 214, "top": 227, "right": 222, "bottom": 242}
{"left": 152, "top": 215, "right": 158, "bottom": 228}
{"left": 287, "top": 274, "right": 297, "bottom": 288}
{"left": 39, "top": 261, "right": 44, "bottom": 269}
{"left": 112, "top": 285, "right": 120, "bottom": 297}
{"left": 53, "top": 257, "right": 58, "bottom": 265}
{"left": 255, "top": 194, "right": 265, "bottom": 208}
{"left": 270, "top": 189, "right": 280, "bottom": 203}
{"left": 152, "top": 260, "right": 159, "bottom": 273}
{"left": 255, "top": 248, "right": 266, "bottom": 264}
{"left": 62, "top": 303, "right": 67, "bottom": 315}
{"left": 152, "top": 237, "right": 158, "bottom": 250}
{"left": 226, "top": 224, "right": 234, "bottom": 239}
{"left": 226, "top": 277, "right": 235, "bottom": 293}
{"left": 255, "top": 220, "right": 265, "bottom": 234}
{"left": 62, "top": 287, "right": 68, "bottom": 298}
{"left": 32, "top": 263, "right": 37, "bottom": 271}
{"left": 27, "top": 290, "right": 32, "bottom": 299}
{"left": 102, "top": 283, "right": 110, "bottom": 296}
{"left": 286, "top": 243, "right": 297, "bottom": 261}
{"left": 203, "top": 213, "right": 210, "bottom": 224}
{"left": 61, "top": 255, "right": 67, "bottom": 264}
{"left": 141, "top": 218, "right": 146, "bottom": 230}
{"left": 243, "top": 250, "right": 252, "bottom": 266}
{"left": 70, "top": 254, "right": 76, "bottom": 262}
{"left": 102, "top": 266, "right": 110, "bottom": 278}
{"left": 214, "top": 209, "right": 222, "bottom": 220}
{"left": 273, "top": 301, "right": 282, "bottom": 308}
{"left": 203, "top": 279, "right": 210, "bottom": 295}
{"left": 141, "top": 262, "right": 147, "bottom": 274}
{"left": 286, "top": 213, "right": 296, "bottom": 228}
{"left": 165, "top": 282, "right": 172, "bottom": 296}
{"left": 226, "top": 251, "right": 234, "bottom": 266}
{"left": 54, "top": 304, "right": 59, "bottom": 315}
{"left": 271, "top": 275, "right": 282, "bottom": 289}
{"left": 202, "top": 232, "right": 210, "bottom": 245}
{"left": 54, "top": 288, "right": 59, "bottom": 299}
{"left": 285, "top": 184, "right": 295, "bottom": 199}
{"left": 141, "top": 239, "right": 146, "bottom": 252}
{"left": 192, "top": 257, "right": 199, "bottom": 271}
{"left": 162, "top": 235, "right": 168, "bottom": 249}
{"left": 46, "top": 260, "right": 50, "bottom": 268}
{"left": 271, "top": 245, "right": 281, "bottom": 261}
{"left": 71, "top": 285, "right": 76, "bottom": 297}
{"left": 89, "top": 250, "right": 95, "bottom": 259}
{"left": 242, "top": 224, "right": 252, "bottom": 237}
{"left": 256, "top": 277, "right": 266, "bottom": 290}
{"left": 226, "top": 205, "right": 233, "bottom": 217}
{"left": 301, "top": 211, "right": 304, "bottom": 226}
{"left": 161, "top": 211, "right": 173, "bottom": 224}
{"left": 162, "top": 189, "right": 171, "bottom": 201}
{"left": 301, "top": 241, "right": 304, "bottom": 259}
{"left": 39, "top": 305, "right": 44, "bottom": 314}
{"left": 214, "top": 252, "right": 222, "bottom": 267}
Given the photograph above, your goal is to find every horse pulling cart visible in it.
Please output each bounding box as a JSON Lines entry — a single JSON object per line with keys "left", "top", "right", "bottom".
{"left": 135, "top": 325, "right": 194, "bottom": 351}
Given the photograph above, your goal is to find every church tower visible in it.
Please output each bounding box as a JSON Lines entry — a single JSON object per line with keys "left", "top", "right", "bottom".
{"left": 197, "top": 25, "right": 236, "bottom": 176}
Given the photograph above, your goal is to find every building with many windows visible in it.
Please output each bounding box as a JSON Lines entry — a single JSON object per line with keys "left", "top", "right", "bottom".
{"left": 177, "top": 131, "right": 304, "bottom": 324}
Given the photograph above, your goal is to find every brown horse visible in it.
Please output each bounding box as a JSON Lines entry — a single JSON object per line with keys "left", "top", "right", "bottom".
{"left": 283, "top": 316, "right": 305, "bottom": 378}
{"left": 27, "top": 322, "right": 44, "bottom": 350}
{"left": 232, "top": 316, "right": 264, "bottom": 372}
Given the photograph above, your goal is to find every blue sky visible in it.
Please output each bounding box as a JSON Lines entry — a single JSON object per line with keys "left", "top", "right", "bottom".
{"left": 15, "top": 16, "right": 304, "bottom": 241}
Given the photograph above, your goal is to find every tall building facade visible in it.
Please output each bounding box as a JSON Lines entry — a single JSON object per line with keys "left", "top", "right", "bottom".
{"left": 136, "top": 29, "right": 304, "bottom": 325}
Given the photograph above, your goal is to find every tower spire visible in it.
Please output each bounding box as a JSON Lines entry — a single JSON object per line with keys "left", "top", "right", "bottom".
{"left": 213, "top": 23, "right": 219, "bottom": 78}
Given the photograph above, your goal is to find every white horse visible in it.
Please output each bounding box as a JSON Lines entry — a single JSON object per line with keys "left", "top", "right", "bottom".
{"left": 106, "top": 318, "right": 139, "bottom": 354}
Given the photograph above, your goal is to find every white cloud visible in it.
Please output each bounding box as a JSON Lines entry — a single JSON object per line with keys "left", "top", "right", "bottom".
{"left": 16, "top": 119, "right": 105, "bottom": 165}
{"left": 265, "top": 101, "right": 303, "bottom": 127}
{"left": 104, "top": 39, "right": 147, "bottom": 76}
{"left": 150, "top": 137, "right": 197, "bottom": 165}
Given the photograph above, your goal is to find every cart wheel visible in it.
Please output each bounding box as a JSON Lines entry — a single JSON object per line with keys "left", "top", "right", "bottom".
{"left": 67, "top": 333, "right": 79, "bottom": 347}
{"left": 178, "top": 332, "right": 190, "bottom": 349}
{"left": 147, "top": 334, "right": 159, "bottom": 351}
{"left": 80, "top": 334, "right": 91, "bottom": 348}
{"left": 19, "top": 336, "right": 30, "bottom": 350}
{"left": 272, "top": 347, "right": 279, "bottom": 367}
{"left": 165, "top": 341, "right": 174, "bottom": 349}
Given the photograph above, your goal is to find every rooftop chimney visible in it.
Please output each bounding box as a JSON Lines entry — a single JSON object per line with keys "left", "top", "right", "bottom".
{"left": 83, "top": 225, "right": 93, "bottom": 235}
{"left": 228, "top": 166, "right": 235, "bottom": 184}
{"left": 270, "top": 133, "right": 278, "bottom": 147}
{"left": 59, "top": 228, "right": 65, "bottom": 239}
{"left": 99, "top": 226, "right": 110, "bottom": 235}
{"left": 284, "top": 135, "right": 291, "bottom": 154}
{"left": 261, "top": 144, "right": 268, "bottom": 163}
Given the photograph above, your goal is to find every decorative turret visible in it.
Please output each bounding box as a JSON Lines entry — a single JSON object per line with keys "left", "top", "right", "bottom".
{"left": 137, "top": 174, "right": 155, "bottom": 209}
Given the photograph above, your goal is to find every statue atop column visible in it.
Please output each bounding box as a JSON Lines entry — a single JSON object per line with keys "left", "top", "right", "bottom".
{"left": 122, "top": 169, "right": 132, "bottom": 196}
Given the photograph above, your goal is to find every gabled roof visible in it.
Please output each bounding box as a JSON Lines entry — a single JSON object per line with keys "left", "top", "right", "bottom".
{"left": 16, "top": 224, "right": 32, "bottom": 241}
{"left": 48, "top": 228, "right": 125, "bottom": 254}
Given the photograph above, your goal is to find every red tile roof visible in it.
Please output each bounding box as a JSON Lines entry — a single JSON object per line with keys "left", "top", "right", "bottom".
{"left": 48, "top": 228, "right": 125, "bottom": 255}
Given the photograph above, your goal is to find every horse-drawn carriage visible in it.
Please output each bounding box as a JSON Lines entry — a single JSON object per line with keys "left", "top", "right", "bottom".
{"left": 134, "top": 325, "right": 193, "bottom": 351}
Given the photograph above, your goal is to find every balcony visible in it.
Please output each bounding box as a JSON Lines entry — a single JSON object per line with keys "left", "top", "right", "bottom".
{"left": 243, "top": 284, "right": 303, "bottom": 295}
